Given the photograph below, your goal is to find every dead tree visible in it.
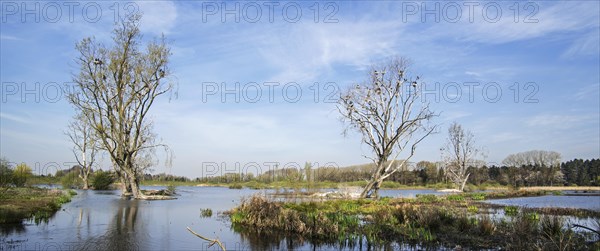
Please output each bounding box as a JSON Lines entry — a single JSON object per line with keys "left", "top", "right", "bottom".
{"left": 338, "top": 57, "right": 437, "bottom": 198}
{"left": 68, "top": 14, "right": 175, "bottom": 199}
{"left": 65, "top": 114, "right": 99, "bottom": 189}
{"left": 441, "top": 122, "right": 482, "bottom": 192}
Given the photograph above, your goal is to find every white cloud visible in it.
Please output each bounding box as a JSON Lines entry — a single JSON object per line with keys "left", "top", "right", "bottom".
{"left": 441, "top": 111, "right": 471, "bottom": 122}
{"left": 257, "top": 20, "right": 404, "bottom": 82}
{"left": 526, "top": 114, "right": 595, "bottom": 129}
{"left": 137, "top": 1, "right": 177, "bottom": 35}
{"left": 573, "top": 84, "right": 600, "bottom": 101}
{"left": 0, "top": 112, "right": 31, "bottom": 124}
{"left": 0, "top": 34, "right": 21, "bottom": 41}
{"left": 430, "top": 1, "right": 599, "bottom": 44}
{"left": 465, "top": 71, "right": 481, "bottom": 77}
{"left": 562, "top": 30, "right": 600, "bottom": 58}
{"left": 489, "top": 132, "right": 520, "bottom": 143}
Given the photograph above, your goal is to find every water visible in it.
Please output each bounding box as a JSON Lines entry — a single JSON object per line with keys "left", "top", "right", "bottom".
{"left": 1, "top": 186, "right": 259, "bottom": 250}
{"left": 1, "top": 187, "right": 598, "bottom": 250}
{"left": 484, "top": 194, "right": 600, "bottom": 211}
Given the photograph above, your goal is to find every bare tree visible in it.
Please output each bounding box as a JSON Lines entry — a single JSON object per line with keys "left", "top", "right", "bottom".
{"left": 68, "top": 14, "right": 175, "bottom": 199}
{"left": 502, "top": 150, "right": 561, "bottom": 168}
{"left": 441, "top": 122, "right": 483, "bottom": 192}
{"left": 338, "top": 57, "right": 437, "bottom": 198}
{"left": 65, "top": 114, "right": 99, "bottom": 189}
{"left": 503, "top": 150, "right": 562, "bottom": 185}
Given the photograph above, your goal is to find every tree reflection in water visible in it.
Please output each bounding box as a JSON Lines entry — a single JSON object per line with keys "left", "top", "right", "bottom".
{"left": 77, "top": 199, "right": 141, "bottom": 250}
{"left": 233, "top": 224, "right": 399, "bottom": 251}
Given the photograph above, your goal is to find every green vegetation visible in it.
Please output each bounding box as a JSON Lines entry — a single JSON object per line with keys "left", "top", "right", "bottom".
{"left": 12, "top": 163, "right": 32, "bottom": 187}
{"left": 415, "top": 194, "right": 439, "bottom": 203}
{"left": 446, "top": 194, "right": 465, "bottom": 201}
{"left": 61, "top": 170, "right": 83, "bottom": 189}
{"left": 467, "top": 205, "right": 479, "bottom": 214}
{"left": 228, "top": 183, "right": 243, "bottom": 189}
{"left": 505, "top": 206, "right": 519, "bottom": 217}
{"left": 191, "top": 157, "right": 599, "bottom": 190}
{"left": 21, "top": 157, "right": 598, "bottom": 192}
{"left": 228, "top": 194, "right": 599, "bottom": 250}
{"left": 0, "top": 158, "right": 13, "bottom": 187}
{"left": 166, "top": 184, "right": 177, "bottom": 194}
{"left": 91, "top": 170, "right": 115, "bottom": 190}
{"left": 0, "top": 187, "right": 75, "bottom": 224}
{"left": 200, "top": 208, "right": 213, "bottom": 218}
{"left": 470, "top": 192, "right": 486, "bottom": 200}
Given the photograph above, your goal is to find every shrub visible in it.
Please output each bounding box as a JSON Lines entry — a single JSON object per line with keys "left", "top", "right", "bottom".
{"left": 478, "top": 215, "right": 496, "bottom": 235}
{"left": 467, "top": 205, "right": 479, "bottom": 214}
{"left": 229, "top": 183, "right": 243, "bottom": 189}
{"left": 0, "top": 159, "right": 13, "bottom": 187}
{"left": 12, "top": 163, "right": 32, "bottom": 187}
{"left": 200, "top": 208, "right": 213, "bottom": 218}
{"left": 166, "top": 184, "right": 176, "bottom": 194}
{"left": 91, "top": 171, "right": 114, "bottom": 190}
{"left": 446, "top": 194, "right": 464, "bottom": 201}
{"left": 470, "top": 193, "right": 486, "bottom": 201}
{"left": 416, "top": 194, "right": 438, "bottom": 203}
{"left": 61, "top": 171, "right": 82, "bottom": 189}
{"left": 504, "top": 206, "right": 519, "bottom": 217}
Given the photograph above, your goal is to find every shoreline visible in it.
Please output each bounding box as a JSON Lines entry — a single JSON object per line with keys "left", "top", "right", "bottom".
{"left": 519, "top": 186, "right": 600, "bottom": 191}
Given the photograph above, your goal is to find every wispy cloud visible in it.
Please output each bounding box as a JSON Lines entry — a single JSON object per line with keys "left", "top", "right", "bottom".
{"left": 1, "top": 1, "right": 598, "bottom": 176}
{"left": 573, "top": 84, "right": 600, "bottom": 101}
{"left": 526, "top": 114, "right": 596, "bottom": 129}
{"left": 137, "top": 1, "right": 178, "bottom": 35}
{"left": 429, "top": 1, "right": 599, "bottom": 44}
{"left": 0, "top": 112, "right": 31, "bottom": 124}
{"left": 441, "top": 111, "right": 471, "bottom": 122}
{"left": 0, "top": 34, "right": 21, "bottom": 41}
{"left": 257, "top": 20, "right": 405, "bottom": 83}
{"left": 489, "top": 132, "right": 520, "bottom": 143}
{"left": 562, "top": 30, "right": 600, "bottom": 58}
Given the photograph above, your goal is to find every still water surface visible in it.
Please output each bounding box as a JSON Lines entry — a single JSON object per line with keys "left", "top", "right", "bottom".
{"left": 484, "top": 193, "right": 600, "bottom": 211}
{"left": 1, "top": 187, "right": 598, "bottom": 250}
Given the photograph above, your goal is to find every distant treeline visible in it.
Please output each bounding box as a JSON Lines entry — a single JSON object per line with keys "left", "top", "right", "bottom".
{"left": 185, "top": 158, "right": 599, "bottom": 187}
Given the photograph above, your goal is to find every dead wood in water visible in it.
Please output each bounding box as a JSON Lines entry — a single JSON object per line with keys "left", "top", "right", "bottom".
{"left": 186, "top": 226, "right": 226, "bottom": 251}
{"left": 572, "top": 224, "right": 600, "bottom": 236}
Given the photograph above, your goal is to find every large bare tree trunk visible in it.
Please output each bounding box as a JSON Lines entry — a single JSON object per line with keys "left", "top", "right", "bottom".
{"left": 360, "top": 161, "right": 387, "bottom": 198}
{"left": 459, "top": 173, "right": 471, "bottom": 192}
{"left": 82, "top": 178, "right": 89, "bottom": 190}
{"left": 123, "top": 157, "right": 144, "bottom": 199}
{"left": 361, "top": 179, "right": 380, "bottom": 198}
{"left": 338, "top": 58, "right": 437, "bottom": 200}
{"left": 127, "top": 172, "right": 143, "bottom": 199}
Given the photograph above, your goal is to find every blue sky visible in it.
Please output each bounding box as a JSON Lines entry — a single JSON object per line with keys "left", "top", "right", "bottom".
{"left": 1, "top": 1, "right": 598, "bottom": 178}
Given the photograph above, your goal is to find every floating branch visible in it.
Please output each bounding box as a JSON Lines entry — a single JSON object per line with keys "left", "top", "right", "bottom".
{"left": 572, "top": 224, "right": 600, "bottom": 236}
{"left": 186, "top": 227, "right": 226, "bottom": 251}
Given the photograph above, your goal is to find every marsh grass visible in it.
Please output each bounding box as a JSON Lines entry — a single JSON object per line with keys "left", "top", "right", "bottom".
{"left": 199, "top": 208, "right": 213, "bottom": 218}
{"left": 0, "top": 187, "right": 75, "bottom": 224}
{"left": 228, "top": 194, "right": 600, "bottom": 250}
